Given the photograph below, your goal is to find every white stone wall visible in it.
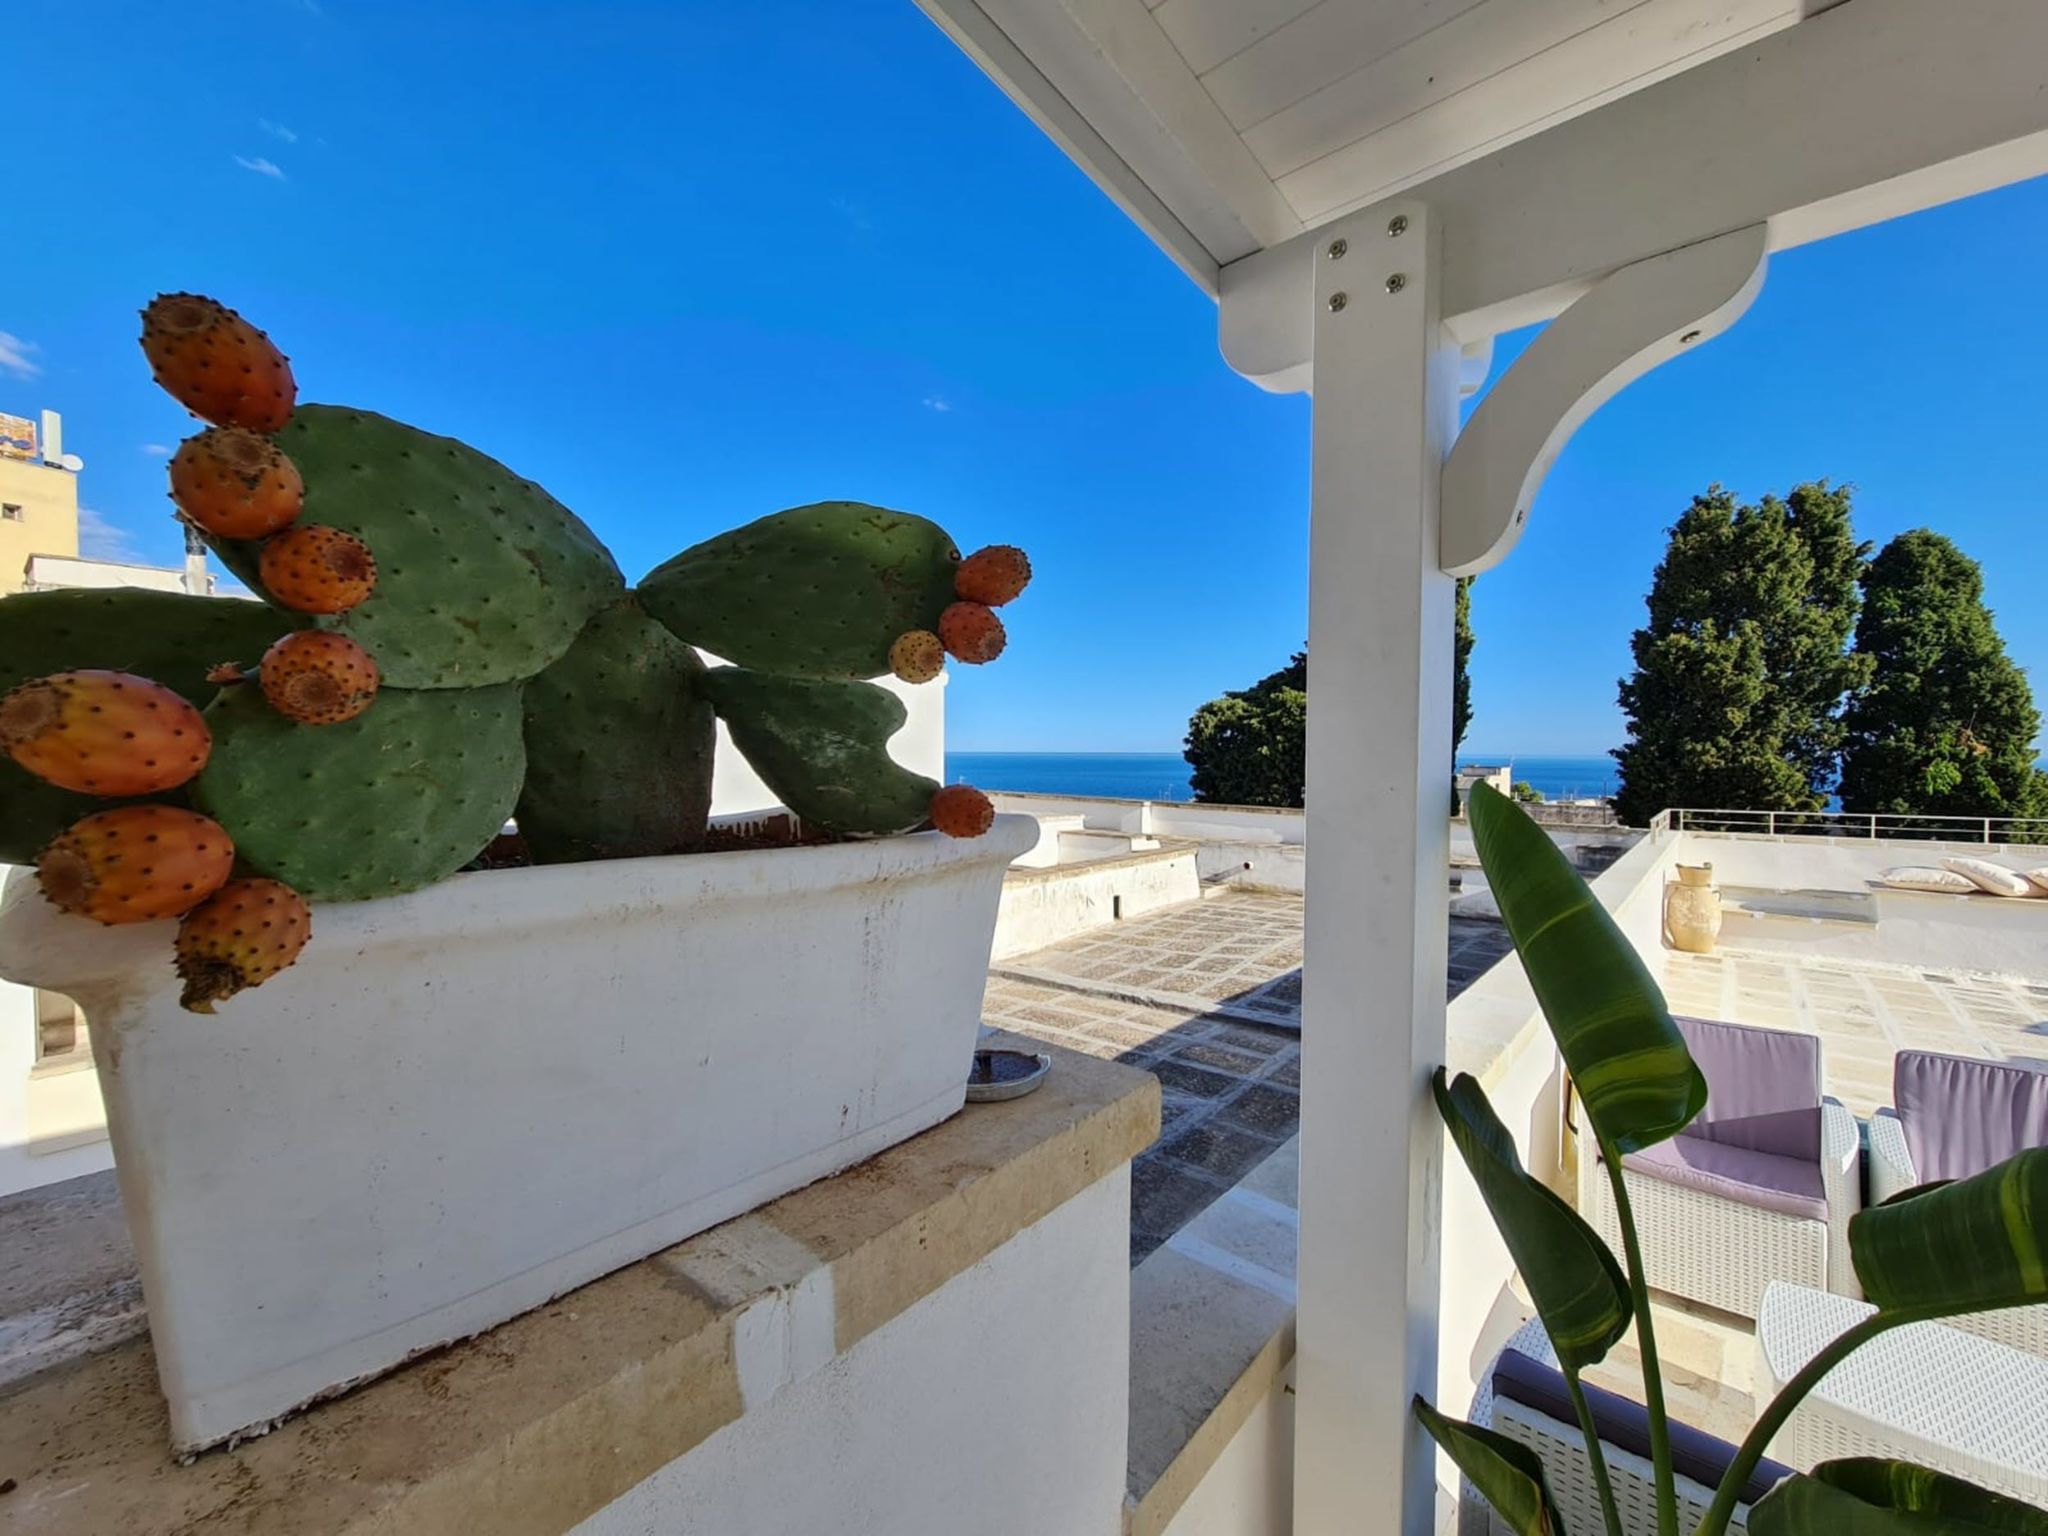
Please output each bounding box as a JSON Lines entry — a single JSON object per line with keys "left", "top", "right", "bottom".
{"left": 991, "top": 851, "right": 1203, "bottom": 960}
{"left": 1160, "top": 1376, "right": 1296, "bottom": 1536}
{"left": 571, "top": 1168, "right": 1132, "bottom": 1536}
{"left": 0, "top": 899, "right": 114, "bottom": 1198}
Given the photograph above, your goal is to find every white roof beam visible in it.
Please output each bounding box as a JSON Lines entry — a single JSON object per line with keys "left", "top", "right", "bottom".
{"left": 1222, "top": 0, "right": 2048, "bottom": 389}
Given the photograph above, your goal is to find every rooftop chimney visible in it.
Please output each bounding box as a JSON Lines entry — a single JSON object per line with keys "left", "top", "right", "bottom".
{"left": 182, "top": 523, "right": 214, "bottom": 596}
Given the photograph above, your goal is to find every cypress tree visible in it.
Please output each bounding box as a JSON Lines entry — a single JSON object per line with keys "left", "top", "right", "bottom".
{"left": 1612, "top": 483, "right": 1866, "bottom": 825}
{"left": 1839, "top": 530, "right": 2048, "bottom": 820}
{"left": 1454, "top": 576, "right": 1475, "bottom": 760}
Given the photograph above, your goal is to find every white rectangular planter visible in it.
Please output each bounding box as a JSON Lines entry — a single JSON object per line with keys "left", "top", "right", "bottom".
{"left": 0, "top": 815, "right": 1034, "bottom": 1455}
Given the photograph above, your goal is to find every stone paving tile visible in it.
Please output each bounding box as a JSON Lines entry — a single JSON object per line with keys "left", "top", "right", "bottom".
{"left": 1159, "top": 1123, "right": 1278, "bottom": 1179}
{"left": 1218, "top": 1083, "right": 1301, "bottom": 1139}
{"left": 1130, "top": 1159, "right": 1233, "bottom": 1264}
{"left": 1149, "top": 1059, "right": 1240, "bottom": 1100}
{"left": 983, "top": 890, "right": 1516, "bottom": 1264}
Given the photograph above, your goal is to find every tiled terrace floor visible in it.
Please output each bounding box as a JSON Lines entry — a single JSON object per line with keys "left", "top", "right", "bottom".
{"left": 982, "top": 890, "right": 1516, "bottom": 1262}
{"left": 1660, "top": 948, "right": 2048, "bottom": 1118}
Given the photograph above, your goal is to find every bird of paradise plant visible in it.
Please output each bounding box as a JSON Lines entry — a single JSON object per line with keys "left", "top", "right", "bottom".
{"left": 1416, "top": 781, "right": 2048, "bottom": 1536}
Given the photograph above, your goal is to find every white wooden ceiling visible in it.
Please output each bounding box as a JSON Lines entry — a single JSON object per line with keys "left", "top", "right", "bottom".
{"left": 920, "top": 0, "right": 1807, "bottom": 287}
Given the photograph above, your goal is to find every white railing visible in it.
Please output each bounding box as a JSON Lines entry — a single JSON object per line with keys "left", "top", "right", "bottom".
{"left": 1649, "top": 807, "right": 2048, "bottom": 846}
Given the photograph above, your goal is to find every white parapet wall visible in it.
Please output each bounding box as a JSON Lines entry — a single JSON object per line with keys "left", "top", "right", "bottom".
{"left": 1159, "top": 1376, "right": 1296, "bottom": 1536}
{"left": 1672, "top": 831, "right": 2048, "bottom": 978}
{"left": 0, "top": 915, "right": 115, "bottom": 1199}
{"left": 992, "top": 847, "right": 1203, "bottom": 960}
{"left": 0, "top": 1040, "right": 1160, "bottom": 1536}
{"left": 572, "top": 1169, "right": 1133, "bottom": 1536}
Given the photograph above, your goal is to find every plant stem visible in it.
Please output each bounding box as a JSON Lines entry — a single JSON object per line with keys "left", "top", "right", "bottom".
{"left": 1694, "top": 1307, "right": 1941, "bottom": 1536}
{"left": 1564, "top": 1368, "right": 1626, "bottom": 1536}
{"left": 1602, "top": 1147, "right": 1676, "bottom": 1536}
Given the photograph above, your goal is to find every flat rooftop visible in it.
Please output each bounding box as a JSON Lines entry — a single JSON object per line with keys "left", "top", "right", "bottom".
{"left": 984, "top": 889, "right": 1515, "bottom": 1262}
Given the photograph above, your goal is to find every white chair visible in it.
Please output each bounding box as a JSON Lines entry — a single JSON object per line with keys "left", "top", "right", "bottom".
{"left": 1577, "top": 1016, "right": 1861, "bottom": 1318}
{"left": 1461, "top": 1320, "right": 1786, "bottom": 1536}
{"left": 1867, "top": 1049, "right": 2048, "bottom": 1357}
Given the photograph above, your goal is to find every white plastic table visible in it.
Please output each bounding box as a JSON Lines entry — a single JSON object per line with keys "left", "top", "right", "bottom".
{"left": 1754, "top": 1280, "right": 2048, "bottom": 1507}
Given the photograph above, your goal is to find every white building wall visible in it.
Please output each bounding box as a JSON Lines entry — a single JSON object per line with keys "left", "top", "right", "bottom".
{"left": 1160, "top": 1377, "right": 1296, "bottom": 1536}
{"left": 0, "top": 952, "right": 114, "bottom": 1197}
{"left": 570, "top": 1168, "right": 1131, "bottom": 1536}
{"left": 990, "top": 851, "right": 1202, "bottom": 960}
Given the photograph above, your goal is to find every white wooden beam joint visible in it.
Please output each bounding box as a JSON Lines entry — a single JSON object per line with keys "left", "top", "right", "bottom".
{"left": 1439, "top": 224, "right": 1769, "bottom": 575}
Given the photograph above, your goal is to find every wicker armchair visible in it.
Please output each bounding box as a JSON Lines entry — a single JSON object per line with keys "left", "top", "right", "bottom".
{"left": 1461, "top": 1320, "right": 1790, "bottom": 1536}
{"left": 1577, "top": 1016, "right": 1861, "bottom": 1318}
{"left": 1867, "top": 1050, "right": 2048, "bottom": 1357}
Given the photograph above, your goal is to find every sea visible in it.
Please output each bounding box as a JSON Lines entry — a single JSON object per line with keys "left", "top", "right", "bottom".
{"left": 943, "top": 752, "right": 1620, "bottom": 804}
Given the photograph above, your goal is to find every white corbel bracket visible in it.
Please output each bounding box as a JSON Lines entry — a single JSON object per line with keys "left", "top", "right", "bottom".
{"left": 1439, "top": 223, "right": 1768, "bottom": 576}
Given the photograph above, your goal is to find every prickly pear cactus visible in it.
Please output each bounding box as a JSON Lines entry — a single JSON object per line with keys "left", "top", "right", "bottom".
{"left": 700, "top": 668, "right": 938, "bottom": 836}
{"left": 638, "top": 503, "right": 960, "bottom": 680}
{"left": 202, "top": 406, "right": 623, "bottom": 689}
{"left": 192, "top": 681, "right": 525, "bottom": 902}
{"left": 0, "top": 589, "right": 293, "bottom": 863}
{"left": 515, "top": 598, "right": 715, "bottom": 863}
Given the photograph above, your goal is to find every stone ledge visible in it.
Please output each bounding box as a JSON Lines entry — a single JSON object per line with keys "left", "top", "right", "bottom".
{"left": 1126, "top": 1137, "right": 1299, "bottom": 1536}
{"left": 0, "top": 1034, "right": 1159, "bottom": 1536}
{"left": 1000, "top": 841, "right": 1200, "bottom": 884}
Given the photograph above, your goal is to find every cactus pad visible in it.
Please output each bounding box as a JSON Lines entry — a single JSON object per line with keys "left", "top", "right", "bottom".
{"left": 204, "top": 405, "right": 623, "bottom": 688}
{"left": 638, "top": 503, "right": 960, "bottom": 680}
{"left": 516, "top": 597, "right": 715, "bottom": 863}
{"left": 701, "top": 668, "right": 937, "bottom": 836}
{"left": 192, "top": 681, "right": 525, "bottom": 902}
{"left": 0, "top": 589, "right": 294, "bottom": 863}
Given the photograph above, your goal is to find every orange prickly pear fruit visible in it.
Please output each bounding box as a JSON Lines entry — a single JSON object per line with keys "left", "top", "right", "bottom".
{"left": 1, "top": 670, "right": 211, "bottom": 796}
{"left": 175, "top": 878, "right": 313, "bottom": 1013}
{"left": 888, "top": 629, "right": 945, "bottom": 684}
{"left": 936, "top": 601, "right": 1005, "bottom": 665}
{"left": 168, "top": 426, "right": 303, "bottom": 539}
{"left": 140, "top": 292, "right": 296, "bottom": 432}
{"left": 258, "top": 524, "right": 378, "bottom": 614}
{"left": 36, "top": 806, "right": 236, "bottom": 925}
{"left": 929, "top": 784, "right": 995, "bottom": 839}
{"left": 258, "top": 631, "right": 380, "bottom": 725}
{"left": 954, "top": 545, "right": 1031, "bottom": 607}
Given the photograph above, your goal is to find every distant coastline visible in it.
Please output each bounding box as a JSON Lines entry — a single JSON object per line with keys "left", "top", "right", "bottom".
{"left": 945, "top": 751, "right": 1620, "bottom": 804}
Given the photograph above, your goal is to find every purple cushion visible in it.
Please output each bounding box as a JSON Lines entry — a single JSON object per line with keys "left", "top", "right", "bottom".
{"left": 1673, "top": 1015, "right": 1821, "bottom": 1162}
{"left": 1895, "top": 1051, "right": 2048, "bottom": 1183}
{"left": 1491, "top": 1347, "right": 1793, "bottom": 1505}
{"left": 1621, "top": 1135, "right": 1827, "bottom": 1222}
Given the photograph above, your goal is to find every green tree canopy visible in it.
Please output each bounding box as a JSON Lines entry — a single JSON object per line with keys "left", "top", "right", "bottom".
{"left": 1612, "top": 483, "right": 1869, "bottom": 826}
{"left": 1454, "top": 575, "right": 1474, "bottom": 759}
{"left": 1183, "top": 651, "right": 1306, "bottom": 806}
{"left": 1185, "top": 578, "right": 1478, "bottom": 809}
{"left": 1838, "top": 529, "right": 2048, "bottom": 820}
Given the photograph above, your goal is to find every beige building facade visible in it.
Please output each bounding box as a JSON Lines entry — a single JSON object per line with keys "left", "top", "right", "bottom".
{"left": 0, "top": 409, "right": 80, "bottom": 595}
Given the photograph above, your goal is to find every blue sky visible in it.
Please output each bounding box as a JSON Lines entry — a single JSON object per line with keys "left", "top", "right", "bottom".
{"left": 8, "top": 1, "right": 2046, "bottom": 757}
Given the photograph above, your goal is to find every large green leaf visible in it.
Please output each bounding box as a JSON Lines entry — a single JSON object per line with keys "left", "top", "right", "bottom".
{"left": 1468, "top": 782, "right": 1706, "bottom": 1153}
{"left": 1750, "top": 1459, "right": 2048, "bottom": 1535}
{"left": 1436, "top": 1070, "right": 1631, "bottom": 1370}
{"left": 1412, "top": 1397, "right": 1562, "bottom": 1536}
{"left": 1851, "top": 1149, "right": 2048, "bottom": 1316}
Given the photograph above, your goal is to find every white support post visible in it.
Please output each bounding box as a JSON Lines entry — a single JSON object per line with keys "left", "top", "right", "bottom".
{"left": 1294, "top": 200, "right": 1460, "bottom": 1534}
